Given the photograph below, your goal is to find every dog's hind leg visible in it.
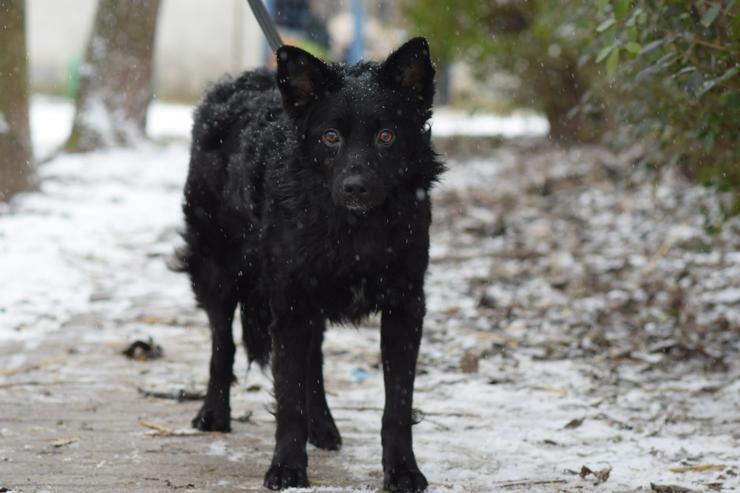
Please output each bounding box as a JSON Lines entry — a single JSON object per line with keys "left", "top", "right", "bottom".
{"left": 190, "top": 259, "right": 238, "bottom": 432}
{"left": 306, "top": 324, "right": 342, "bottom": 451}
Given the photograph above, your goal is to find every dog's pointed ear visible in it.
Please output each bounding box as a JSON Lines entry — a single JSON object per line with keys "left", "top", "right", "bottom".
{"left": 276, "top": 46, "right": 339, "bottom": 118}
{"left": 379, "top": 37, "right": 435, "bottom": 109}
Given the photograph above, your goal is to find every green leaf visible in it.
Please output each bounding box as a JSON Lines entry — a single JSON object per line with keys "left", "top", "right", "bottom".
{"left": 697, "top": 80, "right": 716, "bottom": 98}
{"left": 628, "top": 26, "right": 638, "bottom": 42}
{"left": 614, "top": 0, "right": 630, "bottom": 19}
{"left": 701, "top": 3, "right": 722, "bottom": 27}
{"left": 714, "top": 65, "right": 739, "bottom": 84}
{"left": 606, "top": 47, "right": 620, "bottom": 75}
{"left": 625, "top": 42, "right": 642, "bottom": 55}
{"left": 596, "top": 44, "right": 615, "bottom": 63}
{"left": 596, "top": 18, "right": 616, "bottom": 33}
{"left": 641, "top": 38, "right": 665, "bottom": 54}
{"left": 673, "top": 66, "right": 697, "bottom": 78}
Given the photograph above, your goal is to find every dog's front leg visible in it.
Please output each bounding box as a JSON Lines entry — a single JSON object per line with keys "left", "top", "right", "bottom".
{"left": 307, "top": 325, "right": 342, "bottom": 451}
{"left": 263, "top": 311, "right": 314, "bottom": 490}
{"left": 380, "top": 288, "right": 428, "bottom": 493}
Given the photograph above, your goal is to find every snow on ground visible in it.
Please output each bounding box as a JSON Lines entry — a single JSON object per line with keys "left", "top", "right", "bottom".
{"left": 1, "top": 98, "right": 738, "bottom": 492}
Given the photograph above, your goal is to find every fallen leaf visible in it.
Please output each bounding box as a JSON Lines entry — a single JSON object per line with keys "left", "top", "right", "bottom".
{"left": 541, "top": 386, "right": 568, "bottom": 397}
{"left": 445, "top": 306, "right": 461, "bottom": 316}
{"left": 580, "top": 465, "right": 611, "bottom": 483}
{"left": 460, "top": 351, "right": 479, "bottom": 374}
{"left": 122, "top": 338, "right": 163, "bottom": 361}
{"left": 137, "top": 314, "right": 168, "bottom": 324}
{"left": 164, "top": 479, "right": 195, "bottom": 489}
{"left": 50, "top": 435, "right": 80, "bottom": 448}
{"left": 564, "top": 417, "right": 585, "bottom": 429}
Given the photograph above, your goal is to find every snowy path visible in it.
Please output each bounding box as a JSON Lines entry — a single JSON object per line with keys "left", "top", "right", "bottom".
{"left": 1, "top": 102, "right": 739, "bottom": 492}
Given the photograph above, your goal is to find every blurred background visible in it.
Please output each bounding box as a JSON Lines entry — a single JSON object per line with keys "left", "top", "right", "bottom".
{"left": 1, "top": 0, "right": 737, "bottom": 202}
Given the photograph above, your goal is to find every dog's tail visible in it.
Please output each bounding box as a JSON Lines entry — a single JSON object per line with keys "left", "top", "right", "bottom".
{"left": 240, "top": 301, "right": 272, "bottom": 368}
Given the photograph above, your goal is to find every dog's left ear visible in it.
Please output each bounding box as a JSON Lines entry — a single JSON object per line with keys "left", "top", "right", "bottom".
{"left": 276, "top": 45, "right": 339, "bottom": 118}
{"left": 379, "top": 37, "right": 435, "bottom": 109}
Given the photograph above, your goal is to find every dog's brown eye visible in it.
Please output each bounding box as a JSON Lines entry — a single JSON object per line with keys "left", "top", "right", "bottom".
{"left": 322, "top": 129, "right": 341, "bottom": 146}
{"left": 377, "top": 129, "right": 395, "bottom": 145}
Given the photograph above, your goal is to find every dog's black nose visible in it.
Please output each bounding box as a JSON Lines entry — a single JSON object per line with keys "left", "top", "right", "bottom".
{"left": 341, "top": 175, "right": 369, "bottom": 199}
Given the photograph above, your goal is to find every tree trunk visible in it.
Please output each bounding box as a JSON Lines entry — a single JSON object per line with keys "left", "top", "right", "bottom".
{"left": 65, "top": 0, "right": 161, "bottom": 152}
{"left": 0, "top": 0, "right": 34, "bottom": 201}
{"left": 538, "top": 61, "right": 609, "bottom": 144}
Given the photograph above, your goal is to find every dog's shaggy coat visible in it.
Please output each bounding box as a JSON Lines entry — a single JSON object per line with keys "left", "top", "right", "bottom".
{"left": 177, "top": 38, "right": 444, "bottom": 492}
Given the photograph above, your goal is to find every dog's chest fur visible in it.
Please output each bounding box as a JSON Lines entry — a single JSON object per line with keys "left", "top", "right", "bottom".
{"left": 266, "top": 207, "right": 398, "bottom": 321}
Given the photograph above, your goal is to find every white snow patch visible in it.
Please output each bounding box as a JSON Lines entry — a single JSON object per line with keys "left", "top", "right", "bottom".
{"left": 0, "top": 112, "right": 9, "bottom": 134}
{"left": 29, "top": 95, "right": 194, "bottom": 158}
{"left": 703, "top": 287, "right": 740, "bottom": 305}
{"left": 431, "top": 108, "right": 548, "bottom": 138}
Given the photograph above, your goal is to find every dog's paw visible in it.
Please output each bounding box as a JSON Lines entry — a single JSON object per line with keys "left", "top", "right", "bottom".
{"left": 383, "top": 466, "right": 428, "bottom": 493}
{"left": 263, "top": 464, "right": 309, "bottom": 490}
{"left": 308, "top": 417, "right": 342, "bottom": 450}
{"left": 191, "top": 403, "right": 231, "bottom": 432}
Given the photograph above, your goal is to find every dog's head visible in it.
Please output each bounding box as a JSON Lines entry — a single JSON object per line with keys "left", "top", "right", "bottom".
{"left": 276, "top": 38, "right": 435, "bottom": 213}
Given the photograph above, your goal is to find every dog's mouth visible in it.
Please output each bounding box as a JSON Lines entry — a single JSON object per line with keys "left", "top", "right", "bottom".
{"left": 343, "top": 201, "right": 373, "bottom": 214}
{"left": 333, "top": 191, "right": 383, "bottom": 213}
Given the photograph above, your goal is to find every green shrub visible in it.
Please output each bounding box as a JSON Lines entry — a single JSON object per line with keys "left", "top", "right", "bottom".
{"left": 405, "top": 0, "right": 739, "bottom": 209}
{"left": 587, "top": 0, "right": 739, "bottom": 213}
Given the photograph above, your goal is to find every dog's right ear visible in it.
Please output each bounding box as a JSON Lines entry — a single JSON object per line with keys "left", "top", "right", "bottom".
{"left": 276, "top": 46, "right": 339, "bottom": 118}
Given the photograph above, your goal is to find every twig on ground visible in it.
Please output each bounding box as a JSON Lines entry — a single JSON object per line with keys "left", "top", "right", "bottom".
{"left": 50, "top": 435, "right": 80, "bottom": 448}
{"left": 137, "top": 387, "right": 205, "bottom": 402}
{"left": 669, "top": 464, "right": 725, "bottom": 473}
{"left": 642, "top": 236, "right": 677, "bottom": 276}
{"left": 140, "top": 420, "right": 172, "bottom": 434}
{"left": 497, "top": 479, "right": 567, "bottom": 488}
{"left": 139, "top": 420, "right": 206, "bottom": 437}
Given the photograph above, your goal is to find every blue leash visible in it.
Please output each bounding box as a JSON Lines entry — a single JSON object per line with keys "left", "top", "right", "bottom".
{"left": 246, "top": 0, "right": 284, "bottom": 52}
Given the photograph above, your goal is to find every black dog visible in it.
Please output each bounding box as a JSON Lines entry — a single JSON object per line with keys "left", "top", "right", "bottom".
{"left": 176, "top": 37, "right": 444, "bottom": 492}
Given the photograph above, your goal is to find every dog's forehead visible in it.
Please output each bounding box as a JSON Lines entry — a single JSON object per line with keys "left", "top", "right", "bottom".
{"left": 336, "top": 71, "right": 395, "bottom": 119}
